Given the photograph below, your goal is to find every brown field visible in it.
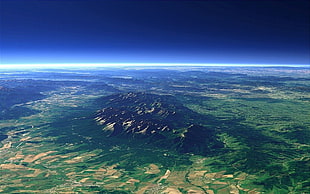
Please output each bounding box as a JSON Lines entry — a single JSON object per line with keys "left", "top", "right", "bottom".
{"left": 145, "top": 163, "right": 161, "bottom": 174}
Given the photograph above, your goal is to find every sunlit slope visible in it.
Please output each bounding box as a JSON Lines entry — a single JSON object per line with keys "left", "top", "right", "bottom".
{"left": 0, "top": 67, "right": 309, "bottom": 193}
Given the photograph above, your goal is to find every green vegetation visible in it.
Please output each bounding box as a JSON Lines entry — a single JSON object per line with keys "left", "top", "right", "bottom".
{"left": 0, "top": 67, "right": 309, "bottom": 193}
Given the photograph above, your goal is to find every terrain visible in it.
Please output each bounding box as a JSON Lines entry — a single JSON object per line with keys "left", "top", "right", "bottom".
{"left": 0, "top": 66, "right": 309, "bottom": 193}
{"left": 95, "top": 92, "right": 223, "bottom": 155}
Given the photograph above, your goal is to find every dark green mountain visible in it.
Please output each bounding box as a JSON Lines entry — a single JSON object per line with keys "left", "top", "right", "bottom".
{"left": 95, "top": 92, "right": 223, "bottom": 155}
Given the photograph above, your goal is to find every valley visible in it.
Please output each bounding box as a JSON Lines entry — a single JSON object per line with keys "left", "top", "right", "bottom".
{"left": 0, "top": 66, "right": 309, "bottom": 193}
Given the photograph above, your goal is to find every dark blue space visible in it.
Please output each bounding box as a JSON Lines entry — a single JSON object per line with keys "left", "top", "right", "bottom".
{"left": 0, "top": 0, "right": 309, "bottom": 65}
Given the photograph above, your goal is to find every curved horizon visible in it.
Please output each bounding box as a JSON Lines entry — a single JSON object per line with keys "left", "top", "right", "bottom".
{"left": 0, "top": 63, "right": 309, "bottom": 70}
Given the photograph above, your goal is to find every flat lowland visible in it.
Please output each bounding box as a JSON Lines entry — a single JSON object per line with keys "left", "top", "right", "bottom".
{"left": 0, "top": 67, "right": 309, "bottom": 193}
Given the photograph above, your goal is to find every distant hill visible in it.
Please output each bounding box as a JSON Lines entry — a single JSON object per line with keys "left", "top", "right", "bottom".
{"left": 0, "top": 86, "right": 43, "bottom": 120}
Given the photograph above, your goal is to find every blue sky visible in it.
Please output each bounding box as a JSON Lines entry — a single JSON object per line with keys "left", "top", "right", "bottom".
{"left": 0, "top": 0, "right": 309, "bottom": 66}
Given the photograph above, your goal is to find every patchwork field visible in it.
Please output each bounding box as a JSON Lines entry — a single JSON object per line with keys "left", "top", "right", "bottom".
{"left": 0, "top": 67, "right": 309, "bottom": 193}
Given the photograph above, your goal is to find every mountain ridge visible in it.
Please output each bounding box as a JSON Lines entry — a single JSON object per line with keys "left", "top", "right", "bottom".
{"left": 95, "top": 92, "right": 223, "bottom": 155}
